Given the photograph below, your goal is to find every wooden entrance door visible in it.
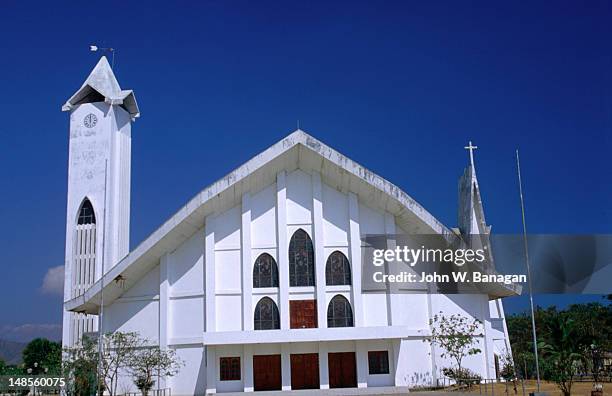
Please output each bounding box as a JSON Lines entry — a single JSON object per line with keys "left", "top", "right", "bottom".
{"left": 328, "top": 352, "right": 357, "bottom": 388}
{"left": 253, "top": 355, "right": 282, "bottom": 391}
{"left": 290, "top": 353, "right": 320, "bottom": 390}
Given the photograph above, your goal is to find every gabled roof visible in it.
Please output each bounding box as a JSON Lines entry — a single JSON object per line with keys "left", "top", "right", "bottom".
{"left": 62, "top": 56, "right": 140, "bottom": 119}
{"left": 65, "top": 130, "right": 515, "bottom": 314}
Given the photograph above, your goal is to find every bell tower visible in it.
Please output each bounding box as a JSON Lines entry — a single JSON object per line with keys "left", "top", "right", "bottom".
{"left": 61, "top": 56, "right": 140, "bottom": 347}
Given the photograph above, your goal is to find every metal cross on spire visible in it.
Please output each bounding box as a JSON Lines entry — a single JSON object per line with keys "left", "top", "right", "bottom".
{"left": 464, "top": 141, "right": 478, "bottom": 169}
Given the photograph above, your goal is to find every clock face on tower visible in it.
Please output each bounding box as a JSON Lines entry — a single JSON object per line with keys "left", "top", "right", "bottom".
{"left": 83, "top": 113, "right": 98, "bottom": 128}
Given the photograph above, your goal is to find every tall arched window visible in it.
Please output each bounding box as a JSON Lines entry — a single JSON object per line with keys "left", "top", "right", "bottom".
{"left": 71, "top": 198, "right": 97, "bottom": 346}
{"left": 325, "top": 251, "right": 351, "bottom": 286}
{"left": 254, "top": 297, "right": 280, "bottom": 330}
{"left": 327, "top": 295, "right": 354, "bottom": 328}
{"left": 289, "top": 229, "right": 315, "bottom": 286}
{"left": 253, "top": 253, "right": 279, "bottom": 288}
{"left": 77, "top": 198, "right": 96, "bottom": 224}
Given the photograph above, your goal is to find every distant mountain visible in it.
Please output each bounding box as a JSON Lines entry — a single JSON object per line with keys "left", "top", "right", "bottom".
{"left": 0, "top": 339, "right": 26, "bottom": 365}
{"left": 0, "top": 324, "right": 61, "bottom": 343}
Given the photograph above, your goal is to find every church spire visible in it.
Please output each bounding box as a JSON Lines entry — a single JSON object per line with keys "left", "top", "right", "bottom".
{"left": 458, "top": 140, "right": 489, "bottom": 237}
{"left": 62, "top": 56, "right": 140, "bottom": 119}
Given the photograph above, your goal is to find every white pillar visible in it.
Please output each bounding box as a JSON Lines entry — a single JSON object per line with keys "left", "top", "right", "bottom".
{"left": 427, "top": 293, "right": 438, "bottom": 384}
{"left": 276, "top": 172, "right": 290, "bottom": 329}
{"left": 384, "top": 213, "right": 401, "bottom": 325}
{"left": 205, "top": 216, "right": 216, "bottom": 332}
{"left": 206, "top": 346, "right": 216, "bottom": 394}
{"left": 393, "top": 339, "right": 409, "bottom": 386}
{"left": 312, "top": 173, "right": 327, "bottom": 328}
{"left": 318, "top": 342, "right": 329, "bottom": 389}
{"left": 356, "top": 341, "right": 368, "bottom": 388}
{"left": 348, "top": 193, "right": 364, "bottom": 327}
{"left": 159, "top": 253, "right": 170, "bottom": 389}
{"left": 482, "top": 297, "right": 494, "bottom": 379}
{"left": 281, "top": 344, "right": 291, "bottom": 390}
{"left": 241, "top": 193, "right": 253, "bottom": 331}
{"left": 243, "top": 344, "right": 254, "bottom": 392}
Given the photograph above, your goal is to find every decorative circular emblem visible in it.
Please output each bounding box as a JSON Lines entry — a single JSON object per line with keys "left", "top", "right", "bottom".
{"left": 83, "top": 113, "right": 98, "bottom": 128}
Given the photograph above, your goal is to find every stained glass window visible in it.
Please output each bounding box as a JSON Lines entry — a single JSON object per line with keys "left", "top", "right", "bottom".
{"left": 289, "top": 229, "right": 315, "bottom": 287}
{"left": 325, "top": 251, "right": 351, "bottom": 286}
{"left": 327, "top": 295, "right": 353, "bottom": 328}
{"left": 253, "top": 253, "right": 279, "bottom": 288}
{"left": 254, "top": 297, "right": 280, "bottom": 330}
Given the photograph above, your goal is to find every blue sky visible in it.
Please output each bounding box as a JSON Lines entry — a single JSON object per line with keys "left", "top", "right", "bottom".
{"left": 0, "top": 1, "right": 610, "bottom": 340}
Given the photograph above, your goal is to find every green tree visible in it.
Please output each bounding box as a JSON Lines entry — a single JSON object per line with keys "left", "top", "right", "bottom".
{"left": 63, "top": 336, "right": 99, "bottom": 396}
{"left": 128, "top": 343, "right": 183, "bottom": 396}
{"left": 506, "top": 312, "right": 533, "bottom": 377}
{"left": 425, "top": 312, "right": 483, "bottom": 386}
{"left": 22, "top": 338, "right": 61, "bottom": 374}
{"left": 63, "top": 332, "right": 141, "bottom": 396}
{"left": 539, "top": 315, "right": 585, "bottom": 396}
{"left": 99, "top": 332, "right": 141, "bottom": 396}
{"left": 508, "top": 302, "right": 612, "bottom": 388}
{"left": 427, "top": 312, "right": 483, "bottom": 372}
{"left": 564, "top": 303, "right": 612, "bottom": 383}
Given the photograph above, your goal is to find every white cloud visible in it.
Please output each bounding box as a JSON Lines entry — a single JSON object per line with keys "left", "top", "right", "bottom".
{"left": 40, "top": 265, "right": 64, "bottom": 295}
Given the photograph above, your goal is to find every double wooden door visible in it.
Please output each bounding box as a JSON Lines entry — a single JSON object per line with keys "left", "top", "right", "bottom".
{"left": 290, "top": 353, "right": 320, "bottom": 390}
{"left": 328, "top": 352, "right": 357, "bottom": 388}
{"left": 253, "top": 355, "right": 282, "bottom": 391}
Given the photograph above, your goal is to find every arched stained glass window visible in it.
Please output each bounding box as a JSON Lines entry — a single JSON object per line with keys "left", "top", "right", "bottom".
{"left": 325, "top": 251, "right": 351, "bottom": 286}
{"left": 254, "top": 297, "right": 280, "bottom": 330}
{"left": 253, "top": 253, "right": 279, "bottom": 288}
{"left": 327, "top": 295, "right": 354, "bottom": 328}
{"left": 77, "top": 199, "right": 96, "bottom": 225}
{"left": 289, "top": 229, "right": 315, "bottom": 287}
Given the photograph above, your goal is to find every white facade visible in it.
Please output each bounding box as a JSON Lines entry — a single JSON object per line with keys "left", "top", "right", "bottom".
{"left": 63, "top": 58, "right": 515, "bottom": 395}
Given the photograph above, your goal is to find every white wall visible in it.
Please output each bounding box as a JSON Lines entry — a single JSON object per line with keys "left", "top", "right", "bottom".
{"left": 429, "top": 293, "right": 491, "bottom": 379}
{"left": 170, "top": 345, "right": 206, "bottom": 395}
{"left": 206, "top": 169, "right": 458, "bottom": 333}
{"left": 103, "top": 264, "right": 160, "bottom": 343}
{"left": 99, "top": 165, "right": 509, "bottom": 393}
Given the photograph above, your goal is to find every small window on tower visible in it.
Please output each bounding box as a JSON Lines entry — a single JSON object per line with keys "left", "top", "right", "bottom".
{"left": 77, "top": 199, "right": 96, "bottom": 225}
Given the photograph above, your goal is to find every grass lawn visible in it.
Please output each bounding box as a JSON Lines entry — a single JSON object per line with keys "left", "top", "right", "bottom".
{"left": 460, "top": 380, "right": 603, "bottom": 396}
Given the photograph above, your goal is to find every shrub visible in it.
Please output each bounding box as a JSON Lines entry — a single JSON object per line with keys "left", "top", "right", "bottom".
{"left": 442, "top": 367, "right": 482, "bottom": 388}
{"left": 134, "top": 376, "right": 155, "bottom": 396}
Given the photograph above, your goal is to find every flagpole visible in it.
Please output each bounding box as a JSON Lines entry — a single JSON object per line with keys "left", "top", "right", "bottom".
{"left": 515, "top": 149, "right": 541, "bottom": 391}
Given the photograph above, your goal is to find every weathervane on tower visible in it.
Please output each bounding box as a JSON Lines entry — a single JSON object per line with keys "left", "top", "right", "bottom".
{"left": 90, "top": 44, "right": 115, "bottom": 69}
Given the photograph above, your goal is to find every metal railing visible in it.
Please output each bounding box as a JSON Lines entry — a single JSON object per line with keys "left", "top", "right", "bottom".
{"left": 123, "top": 388, "right": 171, "bottom": 396}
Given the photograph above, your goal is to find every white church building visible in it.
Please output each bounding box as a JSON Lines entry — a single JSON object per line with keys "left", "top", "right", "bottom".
{"left": 62, "top": 57, "right": 517, "bottom": 395}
